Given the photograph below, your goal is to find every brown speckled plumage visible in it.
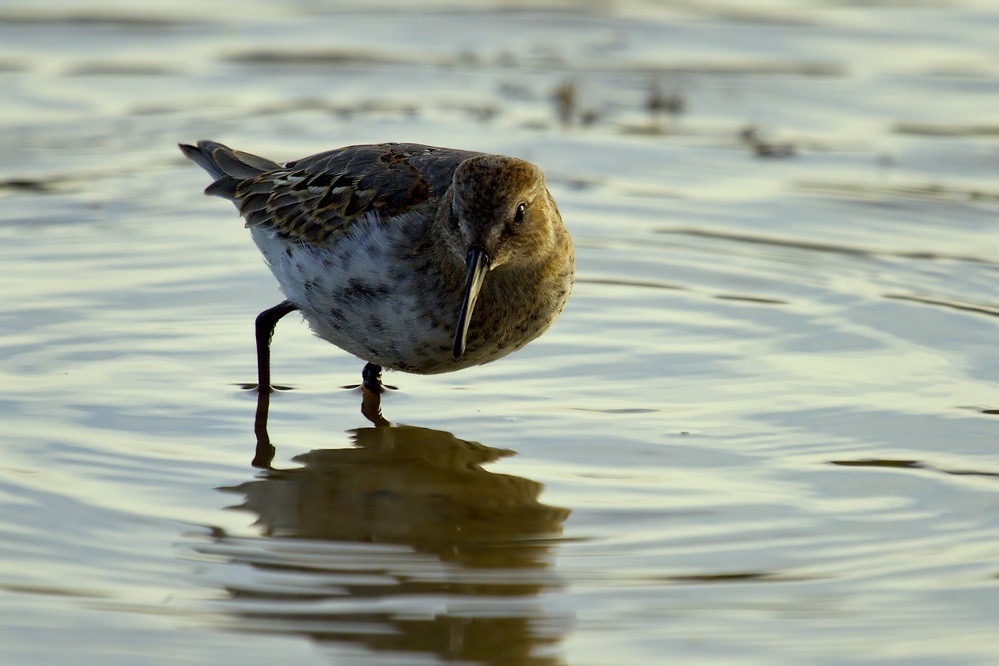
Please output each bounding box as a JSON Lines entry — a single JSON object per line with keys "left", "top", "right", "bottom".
{"left": 180, "top": 140, "right": 574, "bottom": 386}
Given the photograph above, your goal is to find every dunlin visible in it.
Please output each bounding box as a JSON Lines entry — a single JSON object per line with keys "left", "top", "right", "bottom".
{"left": 180, "top": 141, "right": 574, "bottom": 393}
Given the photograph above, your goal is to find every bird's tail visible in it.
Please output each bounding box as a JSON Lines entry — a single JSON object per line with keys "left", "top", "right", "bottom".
{"left": 178, "top": 140, "right": 281, "bottom": 200}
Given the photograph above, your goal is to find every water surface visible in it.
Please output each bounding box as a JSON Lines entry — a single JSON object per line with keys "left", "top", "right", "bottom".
{"left": 2, "top": 1, "right": 999, "bottom": 664}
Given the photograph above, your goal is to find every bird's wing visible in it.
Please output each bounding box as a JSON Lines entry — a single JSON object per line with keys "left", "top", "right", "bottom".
{"left": 234, "top": 143, "right": 479, "bottom": 245}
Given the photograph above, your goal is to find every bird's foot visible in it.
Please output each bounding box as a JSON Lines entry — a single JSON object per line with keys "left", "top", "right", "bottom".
{"left": 361, "top": 363, "right": 384, "bottom": 393}
{"left": 357, "top": 363, "right": 397, "bottom": 393}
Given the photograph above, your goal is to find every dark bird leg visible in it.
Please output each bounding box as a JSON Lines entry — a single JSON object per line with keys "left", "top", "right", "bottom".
{"left": 255, "top": 300, "right": 299, "bottom": 393}
{"left": 361, "top": 363, "right": 385, "bottom": 394}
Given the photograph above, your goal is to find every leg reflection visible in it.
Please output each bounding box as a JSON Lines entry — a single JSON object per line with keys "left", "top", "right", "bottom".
{"left": 360, "top": 386, "right": 391, "bottom": 428}
{"left": 253, "top": 384, "right": 392, "bottom": 469}
{"left": 216, "top": 408, "right": 572, "bottom": 664}
{"left": 251, "top": 387, "right": 275, "bottom": 469}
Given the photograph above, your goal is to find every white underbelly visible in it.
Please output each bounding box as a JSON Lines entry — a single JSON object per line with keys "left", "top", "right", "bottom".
{"left": 249, "top": 223, "right": 462, "bottom": 373}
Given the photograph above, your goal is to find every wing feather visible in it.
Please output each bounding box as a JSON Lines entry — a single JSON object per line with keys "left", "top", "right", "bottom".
{"left": 233, "top": 144, "right": 451, "bottom": 245}
{"left": 185, "top": 141, "right": 484, "bottom": 246}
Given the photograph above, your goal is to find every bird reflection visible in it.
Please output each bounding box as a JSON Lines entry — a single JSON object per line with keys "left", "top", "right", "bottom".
{"left": 208, "top": 388, "right": 572, "bottom": 664}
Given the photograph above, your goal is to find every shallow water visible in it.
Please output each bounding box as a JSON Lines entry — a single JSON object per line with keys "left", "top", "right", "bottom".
{"left": 2, "top": 1, "right": 999, "bottom": 664}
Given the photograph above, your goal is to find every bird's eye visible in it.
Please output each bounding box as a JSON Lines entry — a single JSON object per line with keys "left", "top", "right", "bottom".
{"left": 513, "top": 201, "right": 527, "bottom": 224}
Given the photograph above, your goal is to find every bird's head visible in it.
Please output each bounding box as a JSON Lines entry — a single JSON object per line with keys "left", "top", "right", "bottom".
{"left": 446, "top": 155, "right": 561, "bottom": 359}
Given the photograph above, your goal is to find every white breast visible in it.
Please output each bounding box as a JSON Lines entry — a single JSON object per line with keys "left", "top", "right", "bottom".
{"left": 249, "top": 214, "right": 457, "bottom": 372}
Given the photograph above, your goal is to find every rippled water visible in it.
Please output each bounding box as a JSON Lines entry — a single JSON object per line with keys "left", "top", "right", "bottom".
{"left": 2, "top": 1, "right": 999, "bottom": 664}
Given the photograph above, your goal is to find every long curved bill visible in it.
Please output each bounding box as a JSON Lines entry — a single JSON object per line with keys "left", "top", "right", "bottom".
{"left": 453, "top": 246, "right": 490, "bottom": 359}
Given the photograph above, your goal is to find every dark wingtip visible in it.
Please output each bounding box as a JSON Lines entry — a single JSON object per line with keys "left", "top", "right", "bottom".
{"left": 178, "top": 143, "right": 202, "bottom": 165}
{"left": 179, "top": 140, "right": 227, "bottom": 180}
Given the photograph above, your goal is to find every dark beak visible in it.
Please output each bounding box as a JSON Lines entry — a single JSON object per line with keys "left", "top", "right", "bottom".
{"left": 453, "top": 246, "right": 490, "bottom": 359}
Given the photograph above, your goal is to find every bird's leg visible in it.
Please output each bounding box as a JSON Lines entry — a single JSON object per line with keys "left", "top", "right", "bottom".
{"left": 255, "top": 300, "right": 299, "bottom": 393}
{"left": 361, "top": 363, "right": 384, "bottom": 394}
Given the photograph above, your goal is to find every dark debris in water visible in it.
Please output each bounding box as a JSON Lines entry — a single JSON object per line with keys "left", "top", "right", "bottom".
{"left": 0, "top": 178, "right": 60, "bottom": 194}
{"left": 225, "top": 49, "right": 416, "bottom": 67}
{"left": 830, "top": 459, "right": 999, "bottom": 480}
{"left": 740, "top": 126, "right": 797, "bottom": 158}
{"left": 885, "top": 294, "right": 999, "bottom": 319}
{"left": 831, "top": 458, "right": 922, "bottom": 469}
{"left": 0, "top": 11, "right": 197, "bottom": 28}
{"left": 553, "top": 80, "right": 576, "bottom": 127}
{"left": 647, "top": 85, "right": 686, "bottom": 118}
{"left": 0, "top": 582, "right": 111, "bottom": 599}
{"left": 667, "top": 572, "right": 783, "bottom": 584}
{"left": 714, "top": 294, "right": 788, "bottom": 305}
{"left": 551, "top": 80, "right": 602, "bottom": 129}
{"left": 639, "top": 571, "right": 819, "bottom": 585}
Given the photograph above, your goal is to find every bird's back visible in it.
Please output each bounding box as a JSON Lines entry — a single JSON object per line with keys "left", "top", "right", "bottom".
{"left": 181, "top": 141, "right": 480, "bottom": 246}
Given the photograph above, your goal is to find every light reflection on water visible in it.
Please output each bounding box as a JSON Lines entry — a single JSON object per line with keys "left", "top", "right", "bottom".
{"left": 1, "top": 0, "right": 999, "bottom": 664}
